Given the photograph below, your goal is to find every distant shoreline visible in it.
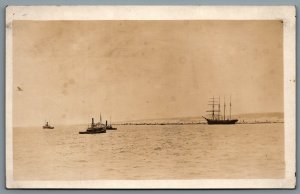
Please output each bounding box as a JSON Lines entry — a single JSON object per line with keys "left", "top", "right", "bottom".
{"left": 115, "top": 121, "right": 284, "bottom": 126}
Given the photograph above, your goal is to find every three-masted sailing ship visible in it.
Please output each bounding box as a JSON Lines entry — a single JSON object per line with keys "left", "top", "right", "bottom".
{"left": 202, "top": 96, "right": 238, "bottom": 125}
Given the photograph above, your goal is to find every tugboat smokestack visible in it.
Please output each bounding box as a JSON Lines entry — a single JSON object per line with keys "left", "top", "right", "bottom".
{"left": 106, "top": 120, "right": 107, "bottom": 126}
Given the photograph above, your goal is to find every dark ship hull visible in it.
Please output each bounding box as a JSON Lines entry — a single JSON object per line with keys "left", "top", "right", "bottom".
{"left": 43, "top": 126, "right": 54, "bottom": 129}
{"left": 106, "top": 126, "right": 117, "bottom": 130}
{"left": 205, "top": 118, "right": 238, "bottom": 125}
{"left": 79, "top": 127, "right": 106, "bottom": 134}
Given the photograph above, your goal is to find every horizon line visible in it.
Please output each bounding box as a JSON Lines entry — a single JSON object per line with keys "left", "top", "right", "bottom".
{"left": 12, "top": 111, "right": 284, "bottom": 128}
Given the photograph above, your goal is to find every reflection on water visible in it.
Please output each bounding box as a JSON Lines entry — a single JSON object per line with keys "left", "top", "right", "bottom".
{"left": 13, "top": 124, "right": 284, "bottom": 180}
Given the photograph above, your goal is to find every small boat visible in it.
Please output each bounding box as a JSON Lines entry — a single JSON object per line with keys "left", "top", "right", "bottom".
{"left": 79, "top": 118, "right": 106, "bottom": 134}
{"left": 106, "top": 125, "right": 117, "bottom": 130}
{"left": 106, "top": 116, "right": 117, "bottom": 130}
{"left": 203, "top": 96, "right": 238, "bottom": 125}
{"left": 43, "top": 121, "right": 54, "bottom": 129}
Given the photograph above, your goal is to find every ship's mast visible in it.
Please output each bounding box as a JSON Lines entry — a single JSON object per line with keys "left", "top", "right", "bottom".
{"left": 218, "top": 96, "right": 220, "bottom": 120}
{"left": 212, "top": 97, "right": 215, "bottom": 120}
{"left": 100, "top": 113, "right": 102, "bottom": 124}
{"left": 223, "top": 97, "right": 226, "bottom": 120}
{"left": 207, "top": 97, "right": 215, "bottom": 120}
{"left": 207, "top": 96, "right": 222, "bottom": 120}
{"left": 230, "top": 96, "right": 232, "bottom": 120}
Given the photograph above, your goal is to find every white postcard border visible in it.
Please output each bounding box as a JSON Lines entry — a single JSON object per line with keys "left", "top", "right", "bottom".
{"left": 5, "top": 6, "right": 296, "bottom": 189}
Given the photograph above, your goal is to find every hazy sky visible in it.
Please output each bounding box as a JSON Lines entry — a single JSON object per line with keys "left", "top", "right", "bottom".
{"left": 13, "top": 20, "right": 283, "bottom": 126}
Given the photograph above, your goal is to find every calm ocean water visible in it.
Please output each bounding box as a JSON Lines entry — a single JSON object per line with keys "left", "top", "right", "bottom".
{"left": 13, "top": 124, "right": 284, "bottom": 180}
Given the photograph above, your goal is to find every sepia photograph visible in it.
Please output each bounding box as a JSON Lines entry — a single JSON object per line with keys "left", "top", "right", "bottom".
{"left": 5, "top": 6, "right": 296, "bottom": 189}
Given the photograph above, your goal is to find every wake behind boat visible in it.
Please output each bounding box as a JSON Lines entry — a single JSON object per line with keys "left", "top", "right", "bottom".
{"left": 203, "top": 96, "right": 238, "bottom": 125}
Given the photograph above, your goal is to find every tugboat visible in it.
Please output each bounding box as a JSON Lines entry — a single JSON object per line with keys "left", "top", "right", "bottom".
{"left": 79, "top": 118, "right": 106, "bottom": 134}
{"left": 43, "top": 121, "right": 54, "bottom": 129}
{"left": 202, "top": 96, "right": 238, "bottom": 125}
{"left": 106, "top": 116, "right": 117, "bottom": 130}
